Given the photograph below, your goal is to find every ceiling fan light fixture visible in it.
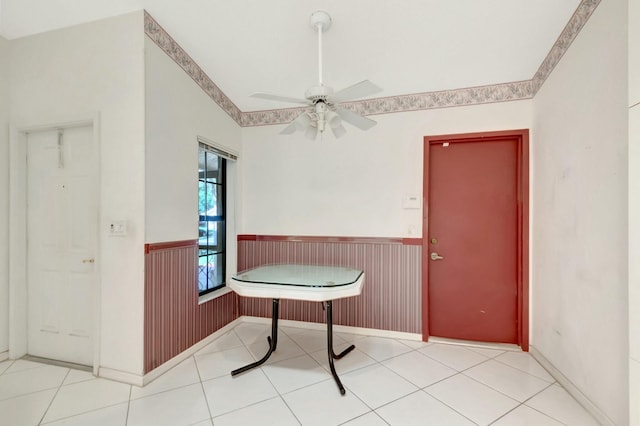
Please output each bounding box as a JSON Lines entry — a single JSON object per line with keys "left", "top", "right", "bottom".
{"left": 293, "top": 112, "right": 313, "bottom": 131}
{"left": 326, "top": 110, "right": 342, "bottom": 129}
{"left": 305, "top": 125, "right": 318, "bottom": 140}
{"left": 250, "top": 10, "right": 382, "bottom": 140}
{"left": 331, "top": 123, "right": 347, "bottom": 139}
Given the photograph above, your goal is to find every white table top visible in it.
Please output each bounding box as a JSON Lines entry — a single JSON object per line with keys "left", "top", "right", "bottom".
{"left": 229, "top": 264, "right": 364, "bottom": 301}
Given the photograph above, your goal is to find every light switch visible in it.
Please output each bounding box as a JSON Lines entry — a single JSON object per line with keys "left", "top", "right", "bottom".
{"left": 403, "top": 195, "right": 421, "bottom": 209}
{"left": 108, "top": 220, "right": 127, "bottom": 236}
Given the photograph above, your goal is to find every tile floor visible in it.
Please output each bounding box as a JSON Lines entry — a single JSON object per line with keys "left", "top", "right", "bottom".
{"left": 0, "top": 322, "right": 601, "bottom": 425}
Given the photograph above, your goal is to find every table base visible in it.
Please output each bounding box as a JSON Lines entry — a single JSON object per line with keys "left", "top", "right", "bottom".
{"left": 231, "top": 298, "right": 354, "bottom": 395}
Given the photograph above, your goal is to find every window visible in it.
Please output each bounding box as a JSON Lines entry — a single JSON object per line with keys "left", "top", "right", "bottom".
{"left": 198, "top": 144, "right": 227, "bottom": 295}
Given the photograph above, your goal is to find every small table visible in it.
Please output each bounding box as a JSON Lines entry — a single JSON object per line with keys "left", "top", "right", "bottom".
{"left": 228, "top": 264, "right": 364, "bottom": 395}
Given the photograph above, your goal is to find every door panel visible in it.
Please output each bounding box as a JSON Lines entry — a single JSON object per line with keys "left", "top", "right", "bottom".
{"left": 427, "top": 137, "right": 518, "bottom": 344}
{"left": 27, "top": 126, "right": 96, "bottom": 365}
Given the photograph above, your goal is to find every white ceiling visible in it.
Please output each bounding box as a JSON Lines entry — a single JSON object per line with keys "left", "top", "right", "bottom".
{"left": 0, "top": 0, "right": 582, "bottom": 112}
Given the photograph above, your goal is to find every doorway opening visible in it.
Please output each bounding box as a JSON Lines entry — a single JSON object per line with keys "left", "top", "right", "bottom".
{"left": 422, "top": 129, "right": 529, "bottom": 350}
{"left": 9, "top": 119, "right": 100, "bottom": 371}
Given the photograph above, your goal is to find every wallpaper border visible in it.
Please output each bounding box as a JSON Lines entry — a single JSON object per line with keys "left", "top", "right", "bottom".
{"left": 143, "top": 0, "right": 600, "bottom": 127}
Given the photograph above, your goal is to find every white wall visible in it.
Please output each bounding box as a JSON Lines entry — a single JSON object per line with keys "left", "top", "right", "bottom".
{"left": 0, "top": 35, "right": 9, "bottom": 357}
{"left": 9, "top": 12, "right": 147, "bottom": 376}
{"left": 144, "top": 36, "right": 242, "bottom": 237}
{"left": 532, "top": 0, "right": 628, "bottom": 424}
{"left": 144, "top": 35, "right": 242, "bottom": 279}
{"left": 629, "top": 0, "right": 640, "bottom": 423}
{"left": 630, "top": 106, "right": 640, "bottom": 425}
{"left": 241, "top": 100, "right": 532, "bottom": 237}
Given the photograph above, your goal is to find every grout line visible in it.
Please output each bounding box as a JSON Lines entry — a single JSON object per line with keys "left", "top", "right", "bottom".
{"left": 229, "top": 325, "right": 305, "bottom": 423}
{"left": 198, "top": 374, "right": 214, "bottom": 423}
{"left": 369, "top": 387, "right": 422, "bottom": 411}
{"left": 37, "top": 366, "right": 71, "bottom": 425}
{"left": 246, "top": 321, "right": 379, "bottom": 422}
{"left": 124, "top": 385, "right": 132, "bottom": 426}
{"left": 129, "top": 380, "right": 202, "bottom": 401}
{"left": 191, "top": 350, "right": 215, "bottom": 424}
{"left": 420, "top": 383, "right": 484, "bottom": 426}
{"left": 38, "top": 402, "right": 129, "bottom": 425}
{"left": 459, "top": 367, "right": 530, "bottom": 403}
{"left": 487, "top": 403, "right": 524, "bottom": 425}
{"left": 278, "top": 391, "right": 304, "bottom": 425}
{"left": 0, "top": 359, "right": 16, "bottom": 376}
{"left": 212, "top": 394, "right": 295, "bottom": 423}
{"left": 12, "top": 323, "right": 597, "bottom": 426}
{"left": 516, "top": 383, "right": 570, "bottom": 425}
{"left": 33, "top": 377, "right": 131, "bottom": 426}
{"left": 338, "top": 410, "right": 390, "bottom": 426}
{"left": 416, "top": 344, "right": 491, "bottom": 374}
{"left": 21, "top": 322, "right": 594, "bottom": 426}
{"left": 491, "top": 355, "right": 556, "bottom": 384}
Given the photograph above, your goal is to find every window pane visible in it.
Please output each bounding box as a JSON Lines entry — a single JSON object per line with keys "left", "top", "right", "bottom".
{"left": 198, "top": 252, "right": 224, "bottom": 292}
{"left": 198, "top": 145, "right": 226, "bottom": 296}
{"left": 198, "top": 184, "right": 215, "bottom": 216}
{"left": 200, "top": 182, "right": 216, "bottom": 215}
{"left": 213, "top": 185, "right": 223, "bottom": 217}
{"left": 199, "top": 151, "right": 222, "bottom": 182}
{"left": 198, "top": 220, "right": 225, "bottom": 253}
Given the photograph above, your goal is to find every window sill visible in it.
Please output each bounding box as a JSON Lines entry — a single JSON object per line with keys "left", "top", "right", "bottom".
{"left": 198, "top": 285, "right": 233, "bottom": 305}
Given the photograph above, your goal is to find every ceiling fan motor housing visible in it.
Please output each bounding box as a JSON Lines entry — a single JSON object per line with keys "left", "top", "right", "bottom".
{"left": 305, "top": 85, "right": 334, "bottom": 103}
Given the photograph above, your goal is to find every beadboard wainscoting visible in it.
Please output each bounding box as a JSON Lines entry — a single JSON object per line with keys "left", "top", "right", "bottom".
{"left": 237, "top": 235, "right": 423, "bottom": 334}
{"left": 144, "top": 240, "right": 237, "bottom": 373}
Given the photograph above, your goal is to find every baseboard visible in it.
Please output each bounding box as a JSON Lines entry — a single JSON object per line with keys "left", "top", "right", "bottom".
{"left": 529, "top": 345, "right": 615, "bottom": 426}
{"left": 239, "top": 315, "right": 424, "bottom": 341}
{"left": 98, "top": 366, "right": 145, "bottom": 387}
{"left": 139, "top": 318, "right": 243, "bottom": 387}
{"left": 0, "top": 351, "right": 8, "bottom": 362}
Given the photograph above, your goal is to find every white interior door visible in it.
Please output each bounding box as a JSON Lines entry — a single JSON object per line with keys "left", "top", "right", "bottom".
{"left": 27, "top": 125, "right": 97, "bottom": 366}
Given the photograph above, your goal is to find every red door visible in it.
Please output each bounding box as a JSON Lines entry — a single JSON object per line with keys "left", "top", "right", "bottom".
{"left": 424, "top": 131, "right": 528, "bottom": 345}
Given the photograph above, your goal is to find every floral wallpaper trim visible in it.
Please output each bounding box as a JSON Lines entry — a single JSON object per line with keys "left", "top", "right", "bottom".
{"left": 242, "top": 80, "right": 534, "bottom": 127}
{"left": 143, "top": 11, "right": 243, "bottom": 126}
{"left": 144, "top": 0, "right": 598, "bottom": 127}
{"left": 531, "top": 0, "right": 601, "bottom": 94}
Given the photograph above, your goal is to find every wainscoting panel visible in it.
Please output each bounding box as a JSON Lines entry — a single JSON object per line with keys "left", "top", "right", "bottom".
{"left": 237, "top": 237, "right": 422, "bottom": 334}
{"left": 144, "top": 241, "right": 237, "bottom": 373}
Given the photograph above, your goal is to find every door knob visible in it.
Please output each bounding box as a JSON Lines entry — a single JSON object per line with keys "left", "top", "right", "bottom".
{"left": 430, "top": 252, "right": 444, "bottom": 261}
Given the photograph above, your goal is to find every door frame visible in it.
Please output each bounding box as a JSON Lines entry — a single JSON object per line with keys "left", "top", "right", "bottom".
{"left": 9, "top": 115, "right": 102, "bottom": 373}
{"left": 422, "top": 129, "right": 529, "bottom": 350}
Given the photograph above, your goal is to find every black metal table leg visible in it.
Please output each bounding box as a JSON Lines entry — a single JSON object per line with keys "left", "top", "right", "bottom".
{"left": 326, "top": 300, "right": 355, "bottom": 395}
{"left": 231, "top": 298, "right": 279, "bottom": 376}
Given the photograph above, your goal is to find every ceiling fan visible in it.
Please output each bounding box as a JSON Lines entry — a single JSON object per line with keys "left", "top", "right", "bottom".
{"left": 251, "top": 10, "right": 382, "bottom": 139}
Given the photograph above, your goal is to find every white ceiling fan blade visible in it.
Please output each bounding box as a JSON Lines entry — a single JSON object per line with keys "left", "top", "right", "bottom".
{"left": 335, "top": 107, "right": 377, "bottom": 131}
{"left": 332, "top": 80, "right": 382, "bottom": 102}
{"left": 280, "top": 121, "right": 299, "bottom": 135}
{"left": 251, "top": 93, "right": 310, "bottom": 105}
